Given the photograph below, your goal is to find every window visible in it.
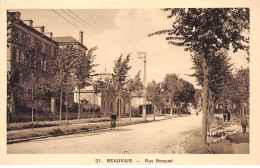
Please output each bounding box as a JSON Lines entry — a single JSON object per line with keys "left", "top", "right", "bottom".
{"left": 33, "top": 55, "right": 37, "bottom": 68}
{"left": 41, "top": 59, "right": 47, "bottom": 71}
{"left": 51, "top": 47, "right": 55, "bottom": 57}
{"left": 16, "top": 49, "right": 21, "bottom": 63}
{"left": 44, "top": 60, "right": 47, "bottom": 71}
{"left": 30, "top": 36, "right": 34, "bottom": 47}
{"left": 18, "top": 30, "right": 22, "bottom": 43}
{"left": 19, "top": 73, "right": 23, "bottom": 85}
{"left": 110, "top": 102, "right": 113, "bottom": 112}
{"left": 42, "top": 42, "right": 45, "bottom": 53}
{"left": 40, "top": 59, "right": 43, "bottom": 70}
{"left": 15, "top": 49, "right": 19, "bottom": 62}
{"left": 21, "top": 51, "right": 24, "bottom": 64}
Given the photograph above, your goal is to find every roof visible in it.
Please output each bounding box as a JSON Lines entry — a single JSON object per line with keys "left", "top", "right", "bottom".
{"left": 53, "top": 36, "right": 88, "bottom": 50}
{"left": 52, "top": 36, "right": 76, "bottom": 43}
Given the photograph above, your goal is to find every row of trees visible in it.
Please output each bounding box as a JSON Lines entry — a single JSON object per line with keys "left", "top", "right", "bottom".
{"left": 97, "top": 54, "right": 143, "bottom": 121}
{"left": 146, "top": 73, "right": 195, "bottom": 117}
{"left": 149, "top": 8, "right": 250, "bottom": 144}
{"left": 8, "top": 18, "right": 98, "bottom": 125}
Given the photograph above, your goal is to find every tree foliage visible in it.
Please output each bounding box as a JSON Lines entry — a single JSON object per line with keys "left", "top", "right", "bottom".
{"left": 190, "top": 49, "right": 233, "bottom": 99}
{"left": 149, "top": 8, "right": 250, "bottom": 144}
{"left": 127, "top": 70, "right": 143, "bottom": 95}
{"left": 146, "top": 80, "right": 163, "bottom": 112}
{"left": 149, "top": 8, "right": 249, "bottom": 57}
{"left": 113, "top": 54, "right": 131, "bottom": 91}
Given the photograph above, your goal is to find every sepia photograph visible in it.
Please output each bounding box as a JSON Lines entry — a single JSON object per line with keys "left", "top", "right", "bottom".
{"left": 1, "top": 0, "right": 260, "bottom": 165}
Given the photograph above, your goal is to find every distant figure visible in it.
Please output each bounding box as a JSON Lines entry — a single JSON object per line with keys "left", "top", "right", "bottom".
{"left": 196, "top": 111, "right": 198, "bottom": 116}
{"left": 223, "top": 110, "right": 227, "bottom": 122}
{"left": 241, "top": 116, "right": 248, "bottom": 133}
{"left": 227, "top": 110, "right": 231, "bottom": 121}
{"left": 110, "top": 113, "right": 117, "bottom": 129}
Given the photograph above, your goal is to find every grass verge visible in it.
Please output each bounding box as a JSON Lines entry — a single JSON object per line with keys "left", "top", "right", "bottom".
{"left": 184, "top": 129, "right": 233, "bottom": 154}
{"left": 7, "top": 119, "right": 144, "bottom": 143}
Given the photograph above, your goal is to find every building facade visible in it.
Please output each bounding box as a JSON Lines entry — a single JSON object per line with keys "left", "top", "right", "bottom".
{"left": 7, "top": 11, "right": 89, "bottom": 122}
{"left": 7, "top": 11, "right": 58, "bottom": 116}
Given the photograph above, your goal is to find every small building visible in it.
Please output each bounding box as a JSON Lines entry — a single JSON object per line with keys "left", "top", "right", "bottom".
{"left": 131, "top": 93, "right": 153, "bottom": 116}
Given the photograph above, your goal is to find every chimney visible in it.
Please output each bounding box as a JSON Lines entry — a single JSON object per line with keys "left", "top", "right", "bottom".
{"left": 33, "top": 26, "right": 45, "bottom": 33}
{"left": 41, "top": 26, "right": 45, "bottom": 33}
{"left": 22, "top": 19, "right": 33, "bottom": 27}
{"left": 79, "top": 31, "right": 83, "bottom": 44}
{"left": 16, "top": 12, "right": 21, "bottom": 20}
{"left": 43, "top": 32, "right": 53, "bottom": 39}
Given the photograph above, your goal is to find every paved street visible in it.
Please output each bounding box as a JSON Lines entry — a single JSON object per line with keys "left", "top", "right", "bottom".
{"left": 8, "top": 109, "right": 201, "bottom": 154}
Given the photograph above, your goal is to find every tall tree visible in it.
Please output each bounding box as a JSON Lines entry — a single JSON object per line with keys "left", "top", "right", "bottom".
{"left": 53, "top": 42, "right": 77, "bottom": 121}
{"left": 146, "top": 80, "right": 161, "bottom": 120}
{"left": 113, "top": 54, "right": 131, "bottom": 119}
{"left": 162, "top": 73, "right": 180, "bottom": 115}
{"left": 219, "top": 67, "right": 249, "bottom": 116}
{"left": 96, "top": 76, "right": 116, "bottom": 120}
{"left": 74, "top": 46, "right": 98, "bottom": 120}
{"left": 178, "top": 79, "right": 195, "bottom": 113}
{"left": 190, "top": 49, "right": 233, "bottom": 125}
{"left": 127, "top": 70, "right": 143, "bottom": 122}
{"left": 149, "top": 8, "right": 249, "bottom": 144}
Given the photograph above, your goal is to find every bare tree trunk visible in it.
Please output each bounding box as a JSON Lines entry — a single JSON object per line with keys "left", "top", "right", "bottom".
{"left": 36, "top": 108, "right": 38, "bottom": 122}
{"left": 119, "top": 90, "right": 121, "bottom": 120}
{"left": 153, "top": 104, "right": 156, "bottom": 121}
{"left": 78, "top": 87, "right": 81, "bottom": 120}
{"left": 242, "top": 103, "right": 244, "bottom": 117}
{"left": 88, "top": 109, "right": 90, "bottom": 125}
{"left": 104, "top": 93, "right": 106, "bottom": 122}
{"left": 129, "top": 93, "right": 132, "bottom": 123}
{"left": 31, "top": 76, "right": 34, "bottom": 130}
{"left": 202, "top": 57, "right": 208, "bottom": 144}
{"left": 59, "top": 85, "right": 63, "bottom": 121}
{"left": 170, "top": 99, "right": 173, "bottom": 116}
{"left": 92, "top": 108, "right": 94, "bottom": 121}
{"left": 66, "top": 84, "right": 68, "bottom": 126}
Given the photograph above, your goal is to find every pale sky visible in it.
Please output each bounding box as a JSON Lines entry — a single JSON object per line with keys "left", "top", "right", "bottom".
{"left": 14, "top": 9, "right": 249, "bottom": 89}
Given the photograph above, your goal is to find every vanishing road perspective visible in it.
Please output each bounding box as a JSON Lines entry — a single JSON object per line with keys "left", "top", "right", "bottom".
{"left": 7, "top": 8, "right": 249, "bottom": 155}
{"left": 8, "top": 108, "right": 200, "bottom": 154}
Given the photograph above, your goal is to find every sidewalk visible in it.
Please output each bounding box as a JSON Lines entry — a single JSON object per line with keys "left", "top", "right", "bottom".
{"left": 7, "top": 114, "right": 181, "bottom": 144}
{"left": 209, "top": 114, "right": 250, "bottom": 154}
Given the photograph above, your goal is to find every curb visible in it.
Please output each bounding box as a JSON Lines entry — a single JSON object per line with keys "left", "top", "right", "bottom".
{"left": 7, "top": 120, "right": 147, "bottom": 144}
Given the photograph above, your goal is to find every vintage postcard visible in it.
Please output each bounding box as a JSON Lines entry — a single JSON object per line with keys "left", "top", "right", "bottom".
{"left": 0, "top": 0, "right": 260, "bottom": 165}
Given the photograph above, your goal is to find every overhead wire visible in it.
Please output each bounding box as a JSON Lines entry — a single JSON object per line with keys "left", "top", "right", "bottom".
{"left": 66, "top": 9, "right": 101, "bottom": 33}
{"left": 60, "top": 9, "right": 97, "bottom": 34}
{"left": 51, "top": 9, "right": 82, "bottom": 30}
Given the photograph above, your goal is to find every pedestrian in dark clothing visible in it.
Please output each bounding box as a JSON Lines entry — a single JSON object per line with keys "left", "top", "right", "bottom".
{"left": 241, "top": 116, "right": 248, "bottom": 133}
{"left": 227, "top": 111, "right": 231, "bottom": 121}
{"left": 223, "top": 110, "right": 227, "bottom": 122}
{"left": 196, "top": 111, "right": 198, "bottom": 116}
{"left": 110, "top": 113, "right": 117, "bottom": 129}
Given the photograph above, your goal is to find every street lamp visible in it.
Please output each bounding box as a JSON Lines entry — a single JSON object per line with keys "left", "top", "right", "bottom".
{"left": 138, "top": 52, "right": 146, "bottom": 120}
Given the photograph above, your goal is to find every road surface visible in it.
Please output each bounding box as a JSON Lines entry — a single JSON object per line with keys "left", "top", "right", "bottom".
{"left": 8, "top": 109, "right": 201, "bottom": 154}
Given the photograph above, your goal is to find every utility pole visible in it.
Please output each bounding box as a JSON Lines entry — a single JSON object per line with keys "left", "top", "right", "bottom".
{"left": 138, "top": 52, "right": 146, "bottom": 120}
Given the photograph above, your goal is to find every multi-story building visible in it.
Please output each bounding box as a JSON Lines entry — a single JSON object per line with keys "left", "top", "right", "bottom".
{"left": 52, "top": 31, "right": 87, "bottom": 57}
{"left": 7, "top": 11, "right": 89, "bottom": 122}
{"left": 7, "top": 11, "right": 58, "bottom": 116}
{"left": 53, "top": 33, "right": 89, "bottom": 107}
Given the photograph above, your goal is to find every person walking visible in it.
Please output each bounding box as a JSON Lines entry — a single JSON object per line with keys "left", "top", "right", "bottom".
{"left": 241, "top": 116, "right": 248, "bottom": 133}
{"left": 227, "top": 110, "right": 231, "bottom": 121}
{"left": 223, "top": 109, "right": 227, "bottom": 122}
